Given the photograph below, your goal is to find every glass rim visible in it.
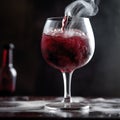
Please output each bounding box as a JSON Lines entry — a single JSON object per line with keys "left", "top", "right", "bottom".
{"left": 47, "top": 16, "right": 89, "bottom": 21}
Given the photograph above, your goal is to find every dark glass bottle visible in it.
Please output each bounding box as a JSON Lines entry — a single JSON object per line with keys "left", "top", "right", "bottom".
{"left": 0, "top": 43, "right": 17, "bottom": 96}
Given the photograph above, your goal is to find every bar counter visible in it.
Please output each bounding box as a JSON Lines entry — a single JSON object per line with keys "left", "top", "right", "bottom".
{"left": 0, "top": 96, "right": 120, "bottom": 119}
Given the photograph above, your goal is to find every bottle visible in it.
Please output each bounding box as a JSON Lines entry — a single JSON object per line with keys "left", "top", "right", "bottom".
{"left": 0, "top": 43, "right": 17, "bottom": 96}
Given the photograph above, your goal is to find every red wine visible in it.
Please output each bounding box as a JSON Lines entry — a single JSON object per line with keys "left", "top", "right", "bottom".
{"left": 41, "top": 29, "right": 91, "bottom": 72}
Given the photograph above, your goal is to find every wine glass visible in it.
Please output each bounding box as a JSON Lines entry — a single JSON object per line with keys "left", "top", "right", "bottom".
{"left": 41, "top": 17, "right": 95, "bottom": 110}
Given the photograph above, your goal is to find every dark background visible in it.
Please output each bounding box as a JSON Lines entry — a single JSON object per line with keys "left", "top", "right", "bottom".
{"left": 0, "top": 0, "right": 120, "bottom": 97}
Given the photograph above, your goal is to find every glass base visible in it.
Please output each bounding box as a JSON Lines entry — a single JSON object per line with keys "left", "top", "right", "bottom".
{"left": 45, "top": 102, "right": 89, "bottom": 111}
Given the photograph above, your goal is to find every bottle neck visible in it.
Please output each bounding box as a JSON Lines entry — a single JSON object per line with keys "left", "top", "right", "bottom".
{"left": 2, "top": 49, "right": 13, "bottom": 67}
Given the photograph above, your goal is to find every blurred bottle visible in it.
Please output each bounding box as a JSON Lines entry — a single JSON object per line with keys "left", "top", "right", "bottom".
{"left": 0, "top": 43, "right": 17, "bottom": 96}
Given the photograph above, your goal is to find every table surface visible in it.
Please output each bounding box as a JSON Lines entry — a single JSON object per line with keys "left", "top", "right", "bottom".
{"left": 0, "top": 96, "right": 120, "bottom": 119}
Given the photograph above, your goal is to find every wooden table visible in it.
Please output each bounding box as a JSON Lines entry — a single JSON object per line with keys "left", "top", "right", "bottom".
{"left": 0, "top": 96, "right": 120, "bottom": 119}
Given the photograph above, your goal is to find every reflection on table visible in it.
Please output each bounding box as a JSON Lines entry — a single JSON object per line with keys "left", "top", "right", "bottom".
{"left": 0, "top": 96, "right": 120, "bottom": 118}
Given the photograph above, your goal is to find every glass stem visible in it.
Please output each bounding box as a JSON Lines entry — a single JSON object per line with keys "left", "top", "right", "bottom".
{"left": 62, "top": 71, "right": 73, "bottom": 103}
